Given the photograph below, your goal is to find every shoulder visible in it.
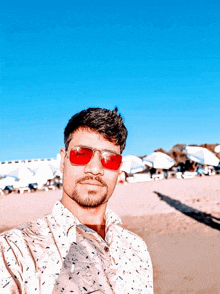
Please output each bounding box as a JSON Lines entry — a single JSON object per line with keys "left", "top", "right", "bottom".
{"left": 0, "top": 214, "right": 52, "bottom": 249}
{"left": 106, "top": 209, "right": 149, "bottom": 254}
{"left": 112, "top": 224, "right": 150, "bottom": 257}
{"left": 111, "top": 224, "right": 153, "bottom": 281}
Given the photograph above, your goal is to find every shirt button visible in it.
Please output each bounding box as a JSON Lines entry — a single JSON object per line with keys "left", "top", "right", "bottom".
{"left": 104, "top": 246, "right": 109, "bottom": 252}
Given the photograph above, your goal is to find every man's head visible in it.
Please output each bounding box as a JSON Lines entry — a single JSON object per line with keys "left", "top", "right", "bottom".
{"left": 64, "top": 107, "right": 127, "bottom": 154}
{"left": 60, "top": 107, "right": 128, "bottom": 210}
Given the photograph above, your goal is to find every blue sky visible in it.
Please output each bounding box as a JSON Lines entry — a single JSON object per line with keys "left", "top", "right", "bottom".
{"left": 1, "top": 0, "right": 220, "bottom": 161}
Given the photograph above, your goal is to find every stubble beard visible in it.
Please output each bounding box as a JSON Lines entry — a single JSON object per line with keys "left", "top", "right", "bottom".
{"left": 63, "top": 176, "right": 109, "bottom": 208}
{"left": 71, "top": 189, "right": 108, "bottom": 208}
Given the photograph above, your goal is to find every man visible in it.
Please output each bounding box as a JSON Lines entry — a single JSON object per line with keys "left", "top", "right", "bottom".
{"left": 0, "top": 107, "right": 153, "bottom": 293}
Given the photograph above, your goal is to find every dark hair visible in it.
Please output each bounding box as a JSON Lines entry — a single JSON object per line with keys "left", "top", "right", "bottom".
{"left": 64, "top": 107, "right": 128, "bottom": 153}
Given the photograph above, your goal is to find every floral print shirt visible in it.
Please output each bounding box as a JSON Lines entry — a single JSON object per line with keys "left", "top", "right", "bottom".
{"left": 0, "top": 201, "right": 153, "bottom": 293}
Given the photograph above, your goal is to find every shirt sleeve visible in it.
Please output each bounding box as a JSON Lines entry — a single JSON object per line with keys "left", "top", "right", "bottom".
{"left": 0, "top": 234, "right": 23, "bottom": 294}
{"left": 143, "top": 243, "right": 154, "bottom": 293}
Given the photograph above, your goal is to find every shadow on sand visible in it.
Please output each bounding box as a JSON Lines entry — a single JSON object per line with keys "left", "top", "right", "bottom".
{"left": 154, "top": 191, "right": 220, "bottom": 231}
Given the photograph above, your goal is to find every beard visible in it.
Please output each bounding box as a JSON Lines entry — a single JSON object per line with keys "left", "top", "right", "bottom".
{"left": 63, "top": 176, "right": 109, "bottom": 208}
{"left": 70, "top": 189, "right": 108, "bottom": 208}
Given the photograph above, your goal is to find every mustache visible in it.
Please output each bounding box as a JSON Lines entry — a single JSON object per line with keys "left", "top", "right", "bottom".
{"left": 77, "top": 176, "right": 107, "bottom": 187}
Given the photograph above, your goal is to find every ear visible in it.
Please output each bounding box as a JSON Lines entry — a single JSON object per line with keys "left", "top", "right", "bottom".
{"left": 60, "top": 148, "right": 66, "bottom": 173}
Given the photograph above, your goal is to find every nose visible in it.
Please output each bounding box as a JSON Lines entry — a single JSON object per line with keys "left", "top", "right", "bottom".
{"left": 84, "top": 150, "right": 104, "bottom": 176}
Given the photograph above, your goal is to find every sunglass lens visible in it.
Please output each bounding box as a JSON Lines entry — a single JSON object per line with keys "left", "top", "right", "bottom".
{"left": 101, "top": 153, "right": 122, "bottom": 170}
{"left": 70, "top": 147, "right": 93, "bottom": 165}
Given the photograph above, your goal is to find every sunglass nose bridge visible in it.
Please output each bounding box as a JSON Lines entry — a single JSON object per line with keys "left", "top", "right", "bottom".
{"left": 84, "top": 149, "right": 105, "bottom": 175}
{"left": 91, "top": 149, "right": 104, "bottom": 163}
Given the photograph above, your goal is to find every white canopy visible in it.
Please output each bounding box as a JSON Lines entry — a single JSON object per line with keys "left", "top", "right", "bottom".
{"left": 214, "top": 145, "right": 220, "bottom": 153}
{"left": 185, "top": 146, "right": 219, "bottom": 166}
{"left": 0, "top": 176, "right": 17, "bottom": 189}
{"left": 142, "top": 152, "right": 175, "bottom": 169}
{"left": 6, "top": 167, "right": 34, "bottom": 180}
{"left": 121, "top": 155, "right": 146, "bottom": 174}
{"left": 33, "top": 163, "right": 55, "bottom": 181}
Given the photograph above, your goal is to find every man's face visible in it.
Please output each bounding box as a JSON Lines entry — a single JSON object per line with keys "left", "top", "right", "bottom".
{"left": 60, "top": 128, "right": 121, "bottom": 208}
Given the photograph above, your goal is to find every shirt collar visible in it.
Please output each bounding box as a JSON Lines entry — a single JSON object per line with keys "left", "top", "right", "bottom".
{"left": 105, "top": 207, "right": 122, "bottom": 229}
{"left": 52, "top": 201, "right": 122, "bottom": 235}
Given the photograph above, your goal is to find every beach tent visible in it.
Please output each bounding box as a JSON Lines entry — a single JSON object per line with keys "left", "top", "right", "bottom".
{"left": 142, "top": 152, "right": 175, "bottom": 169}
{"left": 121, "top": 155, "right": 146, "bottom": 174}
{"left": 185, "top": 146, "right": 219, "bottom": 166}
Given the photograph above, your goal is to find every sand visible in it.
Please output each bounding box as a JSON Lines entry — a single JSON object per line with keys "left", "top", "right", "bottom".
{"left": 1, "top": 175, "right": 220, "bottom": 293}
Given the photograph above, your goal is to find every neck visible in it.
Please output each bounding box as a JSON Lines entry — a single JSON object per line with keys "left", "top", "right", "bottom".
{"left": 85, "top": 223, "right": 106, "bottom": 239}
{"left": 61, "top": 194, "right": 107, "bottom": 239}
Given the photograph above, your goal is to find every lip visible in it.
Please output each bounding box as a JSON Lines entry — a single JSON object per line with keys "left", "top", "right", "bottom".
{"left": 80, "top": 180, "right": 104, "bottom": 187}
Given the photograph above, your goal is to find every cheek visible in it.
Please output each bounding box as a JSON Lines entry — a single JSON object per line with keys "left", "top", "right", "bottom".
{"left": 63, "top": 165, "right": 82, "bottom": 184}
{"left": 106, "top": 172, "right": 119, "bottom": 189}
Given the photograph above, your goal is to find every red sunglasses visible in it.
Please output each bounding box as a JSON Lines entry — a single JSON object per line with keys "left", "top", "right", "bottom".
{"left": 66, "top": 146, "right": 122, "bottom": 171}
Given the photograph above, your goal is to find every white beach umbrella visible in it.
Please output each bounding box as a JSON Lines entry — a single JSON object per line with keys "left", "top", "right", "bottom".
{"left": 14, "top": 175, "right": 37, "bottom": 188}
{"left": 142, "top": 152, "right": 175, "bottom": 169}
{"left": 54, "top": 169, "right": 63, "bottom": 177}
{"left": 185, "top": 146, "right": 219, "bottom": 166}
{"left": 34, "top": 163, "right": 54, "bottom": 179}
{"left": 6, "top": 167, "right": 34, "bottom": 180}
{"left": 214, "top": 145, "right": 220, "bottom": 153}
{"left": 27, "top": 163, "right": 54, "bottom": 188}
{"left": 48, "top": 163, "right": 59, "bottom": 174}
{"left": 0, "top": 176, "right": 17, "bottom": 189}
{"left": 121, "top": 155, "right": 146, "bottom": 174}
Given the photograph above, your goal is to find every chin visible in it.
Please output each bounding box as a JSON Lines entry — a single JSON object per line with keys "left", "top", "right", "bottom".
{"left": 76, "top": 193, "right": 108, "bottom": 208}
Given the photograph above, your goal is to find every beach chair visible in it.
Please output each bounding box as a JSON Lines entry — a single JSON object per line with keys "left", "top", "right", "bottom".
{"left": 182, "top": 171, "right": 197, "bottom": 179}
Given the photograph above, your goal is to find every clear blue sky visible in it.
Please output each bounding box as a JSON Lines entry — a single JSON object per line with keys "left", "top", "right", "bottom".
{"left": 1, "top": 0, "right": 220, "bottom": 161}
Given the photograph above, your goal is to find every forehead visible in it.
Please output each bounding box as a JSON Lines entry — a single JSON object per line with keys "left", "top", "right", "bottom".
{"left": 69, "top": 128, "right": 120, "bottom": 153}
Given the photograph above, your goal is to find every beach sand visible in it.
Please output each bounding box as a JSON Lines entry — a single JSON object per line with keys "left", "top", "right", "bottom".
{"left": 1, "top": 175, "right": 220, "bottom": 293}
